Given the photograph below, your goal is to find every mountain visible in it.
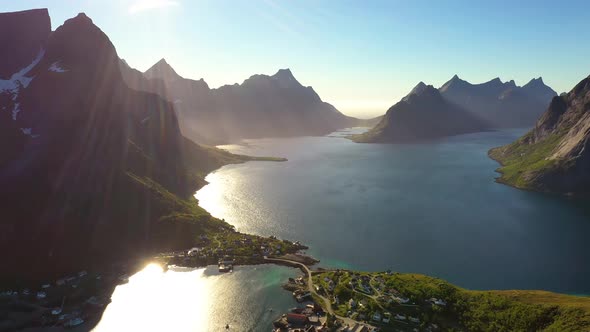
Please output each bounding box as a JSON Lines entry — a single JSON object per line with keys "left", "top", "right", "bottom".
{"left": 489, "top": 75, "right": 590, "bottom": 195}
{"left": 119, "top": 58, "right": 167, "bottom": 96}
{"left": 0, "top": 9, "right": 50, "bottom": 79}
{"left": 522, "top": 77, "right": 558, "bottom": 102}
{"left": 144, "top": 58, "right": 183, "bottom": 83}
{"left": 439, "top": 75, "right": 557, "bottom": 128}
{"left": 353, "top": 83, "right": 488, "bottom": 143}
{"left": 123, "top": 60, "right": 360, "bottom": 144}
{"left": 0, "top": 10, "right": 259, "bottom": 281}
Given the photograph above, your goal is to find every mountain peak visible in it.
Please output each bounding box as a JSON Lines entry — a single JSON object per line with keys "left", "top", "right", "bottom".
{"left": 144, "top": 58, "right": 182, "bottom": 81}
{"left": 46, "top": 11, "right": 119, "bottom": 78}
{"left": 73, "top": 12, "right": 92, "bottom": 23}
{"left": 520, "top": 76, "right": 557, "bottom": 103}
{"left": 60, "top": 12, "right": 93, "bottom": 29}
{"left": 439, "top": 74, "right": 470, "bottom": 92}
{"left": 273, "top": 68, "right": 295, "bottom": 81}
{"left": 155, "top": 58, "right": 169, "bottom": 66}
{"left": 412, "top": 81, "right": 427, "bottom": 92}
{"left": 403, "top": 82, "right": 437, "bottom": 102}
{"left": 525, "top": 77, "right": 545, "bottom": 86}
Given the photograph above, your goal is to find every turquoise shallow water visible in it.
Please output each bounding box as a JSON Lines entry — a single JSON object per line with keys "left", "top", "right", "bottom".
{"left": 197, "top": 128, "right": 590, "bottom": 294}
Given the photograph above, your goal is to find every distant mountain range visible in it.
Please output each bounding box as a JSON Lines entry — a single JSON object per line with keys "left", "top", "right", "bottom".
{"left": 489, "top": 74, "right": 590, "bottom": 196}
{"left": 121, "top": 59, "right": 364, "bottom": 144}
{"left": 354, "top": 82, "right": 488, "bottom": 142}
{"left": 355, "top": 76, "right": 557, "bottom": 143}
{"left": 440, "top": 75, "right": 557, "bottom": 128}
{"left": 0, "top": 9, "right": 258, "bottom": 281}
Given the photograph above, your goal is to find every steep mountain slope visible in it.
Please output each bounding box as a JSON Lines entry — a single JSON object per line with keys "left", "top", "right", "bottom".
{"left": 489, "top": 75, "right": 590, "bottom": 195}
{"left": 522, "top": 77, "right": 559, "bottom": 103}
{"left": 130, "top": 61, "right": 359, "bottom": 143}
{"left": 439, "top": 75, "right": 557, "bottom": 128}
{"left": 119, "top": 58, "right": 167, "bottom": 96}
{"left": 0, "top": 10, "right": 261, "bottom": 281}
{"left": 0, "top": 9, "right": 50, "bottom": 79}
{"left": 353, "top": 83, "right": 488, "bottom": 143}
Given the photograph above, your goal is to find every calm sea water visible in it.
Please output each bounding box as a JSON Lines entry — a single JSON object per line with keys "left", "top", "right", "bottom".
{"left": 95, "top": 128, "right": 590, "bottom": 332}
{"left": 197, "top": 128, "right": 590, "bottom": 294}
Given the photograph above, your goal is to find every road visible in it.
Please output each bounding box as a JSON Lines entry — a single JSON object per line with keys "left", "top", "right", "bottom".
{"left": 264, "top": 257, "right": 361, "bottom": 327}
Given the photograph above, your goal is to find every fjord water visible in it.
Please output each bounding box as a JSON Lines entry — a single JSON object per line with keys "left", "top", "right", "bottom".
{"left": 93, "top": 264, "right": 298, "bottom": 332}
{"left": 197, "top": 128, "right": 590, "bottom": 294}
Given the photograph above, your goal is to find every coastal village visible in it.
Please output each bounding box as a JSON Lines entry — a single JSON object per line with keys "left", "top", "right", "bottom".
{"left": 3, "top": 228, "right": 589, "bottom": 331}
{"left": 0, "top": 228, "right": 308, "bottom": 331}
{"left": 273, "top": 267, "right": 450, "bottom": 332}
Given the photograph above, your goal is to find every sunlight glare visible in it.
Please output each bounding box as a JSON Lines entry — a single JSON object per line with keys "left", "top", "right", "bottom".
{"left": 93, "top": 264, "right": 212, "bottom": 332}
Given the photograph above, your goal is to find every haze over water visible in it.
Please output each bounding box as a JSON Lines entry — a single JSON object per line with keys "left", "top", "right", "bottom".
{"left": 197, "top": 128, "right": 590, "bottom": 294}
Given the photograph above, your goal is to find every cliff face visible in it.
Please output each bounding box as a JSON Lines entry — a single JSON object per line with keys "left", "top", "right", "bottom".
{"left": 0, "top": 9, "right": 51, "bottom": 79}
{"left": 354, "top": 83, "right": 488, "bottom": 143}
{"left": 489, "top": 75, "right": 590, "bottom": 195}
{"left": 0, "top": 10, "right": 241, "bottom": 281}
{"left": 439, "top": 75, "right": 557, "bottom": 128}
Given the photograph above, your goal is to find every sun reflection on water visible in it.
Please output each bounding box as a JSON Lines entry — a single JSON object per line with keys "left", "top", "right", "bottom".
{"left": 93, "top": 263, "right": 211, "bottom": 332}
{"left": 92, "top": 264, "right": 298, "bottom": 332}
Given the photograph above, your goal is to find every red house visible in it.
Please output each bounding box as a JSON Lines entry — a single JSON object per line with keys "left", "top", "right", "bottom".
{"left": 286, "top": 313, "right": 309, "bottom": 325}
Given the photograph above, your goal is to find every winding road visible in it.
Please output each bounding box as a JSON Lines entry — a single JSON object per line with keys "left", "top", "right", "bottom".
{"left": 264, "top": 257, "right": 360, "bottom": 327}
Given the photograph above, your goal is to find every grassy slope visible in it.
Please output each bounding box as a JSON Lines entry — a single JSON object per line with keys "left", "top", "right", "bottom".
{"left": 123, "top": 140, "right": 287, "bottom": 253}
{"left": 315, "top": 270, "right": 590, "bottom": 331}
{"left": 488, "top": 131, "right": 565, "bottom": 190}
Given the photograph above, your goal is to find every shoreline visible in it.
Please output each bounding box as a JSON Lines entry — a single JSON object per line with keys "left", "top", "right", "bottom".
{"left": 274, "top": 267, "right": 590, "bottom": 331}
{"left": 0, "top": 154, "right": 299, "bottom": 332}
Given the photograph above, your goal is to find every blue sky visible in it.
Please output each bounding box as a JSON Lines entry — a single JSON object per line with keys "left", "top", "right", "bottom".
{"left": 3, "top": 0, "right": 590, "bottom": 118}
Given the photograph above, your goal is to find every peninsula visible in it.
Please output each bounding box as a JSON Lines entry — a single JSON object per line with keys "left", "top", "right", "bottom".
{"left": 273, "top": 262, "right": 590, "bottom": 332}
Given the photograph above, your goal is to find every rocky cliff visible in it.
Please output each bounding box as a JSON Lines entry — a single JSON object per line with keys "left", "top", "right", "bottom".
{"left": 0, "top": 10, "right": 251, "bottom": 281}
{"left": 489, "top": 75, "right": 590, "bottom": 195}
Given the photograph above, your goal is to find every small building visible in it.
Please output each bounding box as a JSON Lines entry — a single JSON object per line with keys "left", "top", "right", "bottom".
{"left": 188, "top": 247, "right": 201, "bottom": 256}
{"left": 286, "top": 313, "right": 309, "bottom": 326}
{"left": 346, "top": 323, "right": 370, "bottom": 332}
{"left": 383, "top": 312, "right": 391, "bottom": 323}
{"left": 372, "top": 311, "right": 381, "bottom": 322}
{"left": 434, "top": 299, "right": 447, "bottom": 306}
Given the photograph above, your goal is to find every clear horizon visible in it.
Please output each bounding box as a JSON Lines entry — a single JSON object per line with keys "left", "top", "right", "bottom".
{"left": 4, "top": 0, "right": 590, "bottom": 118}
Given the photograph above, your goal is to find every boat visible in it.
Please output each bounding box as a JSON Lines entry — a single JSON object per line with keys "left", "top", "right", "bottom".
{"left": 218, "top": 264, "right": 233, "bottom": 273}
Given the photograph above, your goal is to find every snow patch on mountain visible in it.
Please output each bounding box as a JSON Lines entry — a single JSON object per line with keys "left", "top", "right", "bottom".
{"left": 11, "top": 103, "right": 20, "bottom": 120}
{"left": 20, "top": 127, "right": 40, "bottom": 139}
{"left": 1, "top": 50, "right": 45, "bottom": 137}
{"left": 49, "top": 61, "right": 68, "bottom": 73}
{"left": 0, "top": 49, "right": 45, "bottom": 94}
{"left": 141, "top": 115, "right": 152, "bottom": 124}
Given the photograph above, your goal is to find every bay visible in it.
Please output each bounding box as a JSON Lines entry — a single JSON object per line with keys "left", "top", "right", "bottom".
{"left": 196, "top": 128, "right": 590, "bottom": 294}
